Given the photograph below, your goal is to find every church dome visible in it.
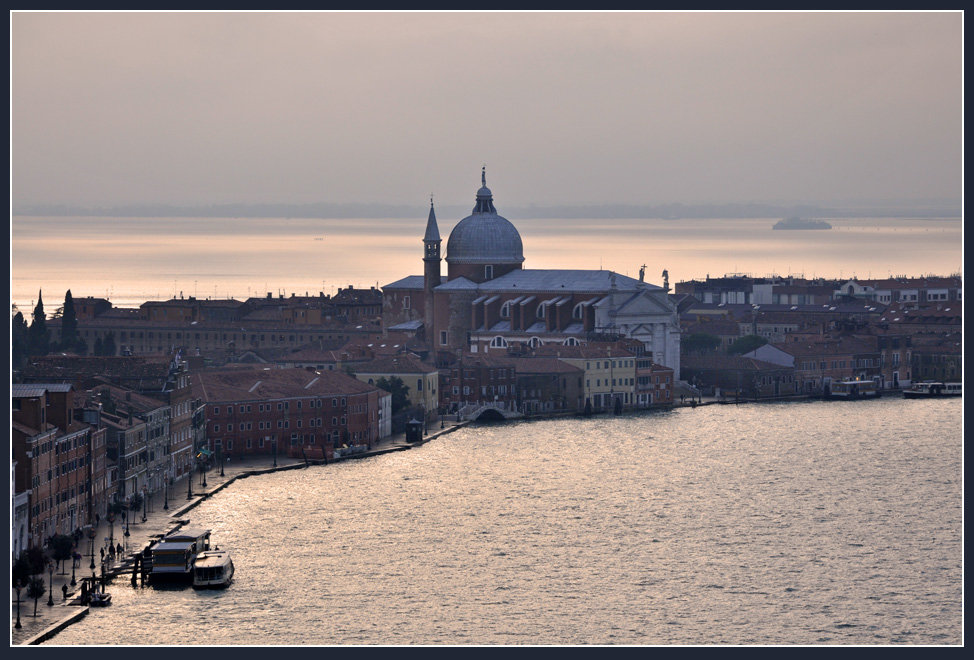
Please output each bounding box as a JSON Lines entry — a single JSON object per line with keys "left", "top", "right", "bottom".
{"left": 446, "top": 169, "right": 525, "bottom": 266}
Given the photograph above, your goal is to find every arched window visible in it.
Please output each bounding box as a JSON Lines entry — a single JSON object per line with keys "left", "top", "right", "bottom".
{"left": 573, "top": 302, "right": 585, "bottom": 319}
{"left": 563, "top": 337, "right": 579, "bottom": 346}
{"left": 500, "top": 301, "right": 511, "bottom": 318}
{"left": 528, "top": 337, "right": 542, "bottom": 348}
{"left": 536, "top": 302, "right": 546, "bottom": 319}
{"left": 490, "top": 336, "right": 508, "bottom": 349}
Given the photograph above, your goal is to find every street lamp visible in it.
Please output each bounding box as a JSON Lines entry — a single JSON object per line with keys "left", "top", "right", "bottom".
{"left": 142, "top": 488, "right": 147, "bottom": 522}
{"left": 273, "top": 440, "right": 277, "bottom": 468}
{"left": 187, "top": 464, "right": 194, "bottom": 499}
{"left": 47, "top": 561, "right": 55, "bottom": 606}
{"left": 14, "top": 579, "right": 23, "bottom": 628}
{"left": 220, "top": 448, "right": 224, "bottom": 477}
{"left": 201, "top": 459, "right": 207, "bottom": 488}
{"left": 123, "top": 508, "right": 130, "bottom": 537}
{"left": 88, "top": 527, "right": 96, "bottom": 570}
{"left": 71, "top": 552, "right": 77, "bottom": 586}
{"left": 108, "top": 509, "right": 117, "bottom": 545}
{"left": 164, "top": 477, "right": 169, "bottom": 510}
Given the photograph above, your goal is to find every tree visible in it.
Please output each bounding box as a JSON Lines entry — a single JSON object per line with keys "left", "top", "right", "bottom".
{"left": 103, "top": 331, "right": 117, "bottom": 356}
{"left": 60, "top": 290, "right": 79, "bottom": 350}
{"left": 27, "top": 577, "right": 46, "bottom": 617}
{"left": 27, "top": 290, "right": 50, "bottom": 356}
{"left": 683, "top": 333, "right": 722, "bottom": 354}
{"left": 12, "top": 310, "right": 29, "bottom": 368}
{"left": 727, "top": 334, "right": 768, "bottom": 355}
{"left": 51, "top": 534, "right": 74, "bottom": 574}
{"left": 375, "top": 376, "right": 410, "bottom": 414}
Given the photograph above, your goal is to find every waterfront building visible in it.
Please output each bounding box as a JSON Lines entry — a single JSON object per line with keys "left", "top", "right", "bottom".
{"left": 436, "top": 353, "right": 519, "bottom": 417}
{"left": 501, "top": 357, "right": 584, "bottom": 415}
{"left": 192, "top": 366, "right": 386, "bottom": 459}
{"left": 351, "top": 354, "right": 440, "bottom": 426}
{"left": 12, "top": 383, "right": 106, "bottom": 547}
{"left": 680, "top": 355, "right": 798, "bottom": 399}
{"left": 382, "top": 169, "right": 681, "bottom": 377}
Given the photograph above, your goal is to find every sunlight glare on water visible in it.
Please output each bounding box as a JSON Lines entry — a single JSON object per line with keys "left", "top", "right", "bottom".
{"left": 47, "top": 398, "right": 962, "bottom": 645}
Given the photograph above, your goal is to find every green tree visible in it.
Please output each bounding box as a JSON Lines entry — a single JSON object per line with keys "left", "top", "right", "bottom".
{"left": 375, "top": 376, "right": 410, "bottom": 414}
{"left": 27, "top": 290, "right": 50, "bottom": 356}
{"left": 12, "top": 310, "right": 30, "bottom": 368}
{"left": 727, "top": 334, "right": 768, "bottom": 355}
{"left": 60, "top": 290, "right": 79, "bottom": 350}
{"left": 27, "top": 576, "right": 46, "bottom": 617}
{"left": 683, "top": 333, "right": 722, "bottom": 354}
{"left": 103, "top": 331, "right": 117, "bottom": 356}
{"left": 51, "top": 534, "right": 74, "bottom": 574}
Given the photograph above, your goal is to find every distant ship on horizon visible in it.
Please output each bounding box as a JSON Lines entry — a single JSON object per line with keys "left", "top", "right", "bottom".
{"left": 773, "top": 216, "right": 833, "bottom": 230}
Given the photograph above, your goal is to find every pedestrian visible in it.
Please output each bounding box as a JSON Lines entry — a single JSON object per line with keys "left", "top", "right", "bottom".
{"left": 116, "top": 543, "right": 123, "bottom": 556}
{"left": 109, "top": 544, "right": 115, "bottom": 558}
{"left": 62, "top": 584, "right": 68, "bottom": 601}
{"left": 100, "top": 547, "right": 105, "bottom": 561}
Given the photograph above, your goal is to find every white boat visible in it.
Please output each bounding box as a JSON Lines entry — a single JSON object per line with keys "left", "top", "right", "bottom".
{"left": 903, "top": 381, "right": 962, "bottom": 398}
{"left": 89, "top": 591, "right": 112, "bottom": 606}
{"left": 192, "top": 549, "right": 234, "bottom": 589}
{"left": 825, "top": 379, "right": 881, "bottom": 400}
{"left": 147, "top": 528, "right": 211, "bottom": 583}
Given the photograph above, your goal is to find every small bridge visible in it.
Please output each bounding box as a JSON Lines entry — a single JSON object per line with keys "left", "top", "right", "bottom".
{"left": 458, "top": 403, "right": 523, "bottom": 422}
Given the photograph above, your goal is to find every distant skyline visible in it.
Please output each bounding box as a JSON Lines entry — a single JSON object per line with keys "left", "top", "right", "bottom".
{"left": 11, "top": 11, "right": 962, "bottom": 209}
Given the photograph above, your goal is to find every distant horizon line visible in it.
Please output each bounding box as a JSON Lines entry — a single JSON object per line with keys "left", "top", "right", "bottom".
{"left": 12, "top": 199, "right": 963, "bottom": 220}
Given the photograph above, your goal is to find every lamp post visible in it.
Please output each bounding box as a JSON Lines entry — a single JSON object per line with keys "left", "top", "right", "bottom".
{"left": 14, "top": 579, "right": 22, "bottom": 629}
{"left": 273, "top": 440, "right": 277, "bottom": 468}
{"left": 201, "top": 458, "right": 207, "bottom": 488}
{"left": 108, "top": 510, "right": 116, "bottom": 545}
{"left": 142, "top": 487, "right": 147, "bottom": 522}
{"left": 123, "top": 508, "right": 130, "bottom": 538}
{"left": 187, "top": 463, "right": 194, "bottom": 499}
{"left": 88, "top": 527, "right": 96, "bottom": 570}
{"left": 71, "top": 552, "right": 77, "bottom": 586}
{"left": 47, "top": 561, "right": 55, "bottom": 606}
{"left": 164, "top": 476, "right": 169, "bottom": 510}
{"left": 220, "top": 448, "right": 224, "bottom": 477}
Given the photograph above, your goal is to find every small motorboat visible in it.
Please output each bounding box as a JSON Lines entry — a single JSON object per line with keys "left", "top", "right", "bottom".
{"left": 89, "top": 591, "right": 112, "bottom": 606}
{"left": 192, "top": 549, "right": 234, "bottom": 589}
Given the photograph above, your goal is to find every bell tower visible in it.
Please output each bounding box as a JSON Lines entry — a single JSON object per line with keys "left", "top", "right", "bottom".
{"left": 423, "top": 197, "right": 442, "bottom": 339}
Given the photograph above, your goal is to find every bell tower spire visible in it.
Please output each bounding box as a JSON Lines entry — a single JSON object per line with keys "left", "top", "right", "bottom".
{"left": 423, "top": 196, "right": 442, "bottom": 343}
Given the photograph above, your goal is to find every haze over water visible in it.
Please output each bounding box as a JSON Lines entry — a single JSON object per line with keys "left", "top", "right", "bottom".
{"left": 45, "top": 399, "right": 962, "bottom": 645}
{"left": 10, "top": 215, "right": 962, "bottom": 311}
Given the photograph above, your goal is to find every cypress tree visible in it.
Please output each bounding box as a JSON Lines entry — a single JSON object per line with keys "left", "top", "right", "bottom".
{"left": 11, "top": 310, "right": 29, "bottom": 367}
{"left": 61, "top": 289, "right": 78, "bottom": 350}
{"left": 27, "top": 290, "right": 50, "bottom": 356}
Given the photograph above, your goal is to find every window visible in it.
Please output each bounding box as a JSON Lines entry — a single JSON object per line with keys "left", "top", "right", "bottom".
{"left": 403, "top": 295, "right": 410, "bottom": 310}
{"left": 490, "top": 336, "right": 508, "bottom": 349}
{"left": 485, "top": 265, "right": 494, "bottom": 280}
{"left": 213, "top": 407, "right": 220, "bottom": 415}
{"left": 417, "top": 379, "right": 423, "bottom": 392}
{"left": 214, "top": 424, "right": 220, "bottom": 433}
{"left": 440, "top": 331, "right": 448, "bottom": 345}
{"left": 500, "top": 301, "right": 511, "bottom": 318}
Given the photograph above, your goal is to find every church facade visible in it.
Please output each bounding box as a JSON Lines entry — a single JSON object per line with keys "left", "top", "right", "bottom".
{"left": 382, "top": 170, "right": 681, "bottom": 378}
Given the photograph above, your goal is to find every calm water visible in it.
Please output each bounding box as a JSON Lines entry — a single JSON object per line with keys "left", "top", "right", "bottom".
{"left": 10, "top": 215, "right": 962, "bottom": 310}
{"left": 47, "top": 398, "right": 962, "bottom": 646}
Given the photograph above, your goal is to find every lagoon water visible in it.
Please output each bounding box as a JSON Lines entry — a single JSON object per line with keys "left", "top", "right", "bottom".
{"left": 10, "top": 215, "right": 962, "bottom": 311}
{"left": 47, "top": 398, "right": 962, "bottom": 645}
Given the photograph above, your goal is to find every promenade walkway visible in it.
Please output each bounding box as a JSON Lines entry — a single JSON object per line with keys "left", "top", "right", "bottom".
{"left": 10, "top": 420, "right": 468, "bottom": 645}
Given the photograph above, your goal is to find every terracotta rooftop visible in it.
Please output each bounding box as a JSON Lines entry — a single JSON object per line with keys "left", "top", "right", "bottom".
{"left": 192, "top": 367, "right": 379, "bottom": 403}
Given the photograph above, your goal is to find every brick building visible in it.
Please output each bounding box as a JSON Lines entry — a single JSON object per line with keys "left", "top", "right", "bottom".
{"left": 193, "top": 367, "right": 385, "bottom": 460}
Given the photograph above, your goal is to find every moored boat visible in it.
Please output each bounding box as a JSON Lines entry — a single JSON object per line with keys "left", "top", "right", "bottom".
{"left": 89, "top": 591, "right": 112, "bottom": 606}
{"left": 192, "top": 549, "right": 234, "bottom": 589}
{"left": 903, "top": 381, "right": 962, "bottom": 398}
{"left": 825, "top": 379, "right": 881, "bottom": 400}
{"left": 146, "top": 528, "right": 211, "bottom": 583}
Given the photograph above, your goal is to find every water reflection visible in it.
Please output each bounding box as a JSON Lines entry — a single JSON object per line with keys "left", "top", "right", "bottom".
{"left": 47, "top": 399, "right": 962, "bottom": 645}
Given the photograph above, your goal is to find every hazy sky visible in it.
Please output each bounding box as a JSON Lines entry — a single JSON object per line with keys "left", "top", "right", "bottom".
{"left": 11, "top": 11, "right": 962, "bottom": 208}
